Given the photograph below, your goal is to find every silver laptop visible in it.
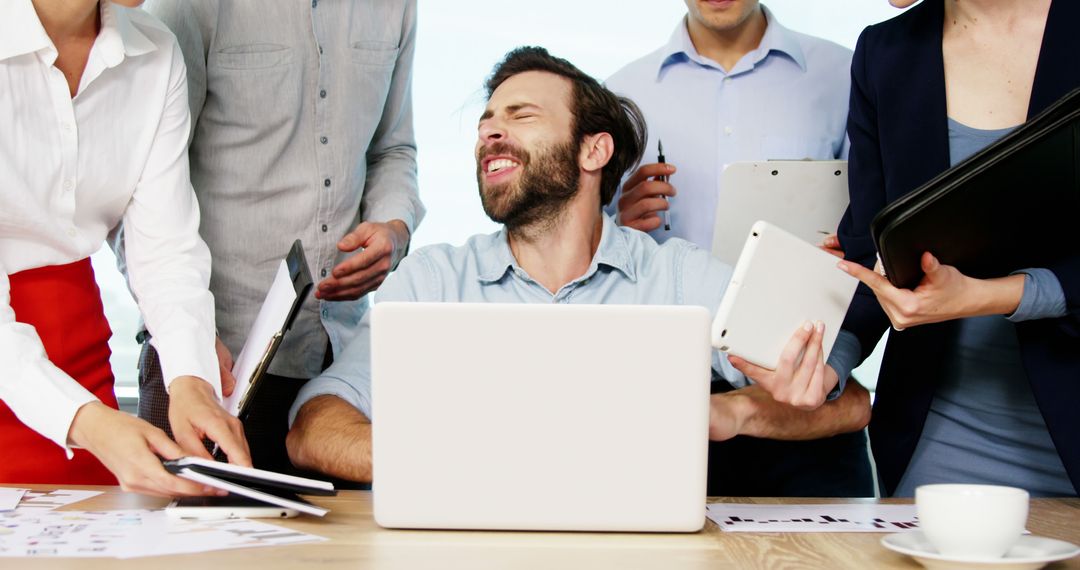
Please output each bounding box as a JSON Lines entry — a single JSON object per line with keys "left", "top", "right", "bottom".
{"left": 370, "top": 302, "right": 711, "bottom": 532}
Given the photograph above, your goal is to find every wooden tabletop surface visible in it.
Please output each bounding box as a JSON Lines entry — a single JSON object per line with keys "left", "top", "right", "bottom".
{"left": 7, "top": 486, "right": 1080, "bottom": 569}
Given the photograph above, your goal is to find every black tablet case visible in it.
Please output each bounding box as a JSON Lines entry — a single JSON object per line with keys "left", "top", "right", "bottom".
{"left": 871, "top": 87, "right": 1080, "bottom": 289}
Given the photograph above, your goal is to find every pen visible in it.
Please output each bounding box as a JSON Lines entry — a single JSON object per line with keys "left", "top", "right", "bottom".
{"left": 658, "top": 139, "right": 671, "bottom": 231}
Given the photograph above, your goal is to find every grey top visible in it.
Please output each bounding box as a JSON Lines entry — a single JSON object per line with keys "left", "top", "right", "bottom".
{"left": 143, "top": 0, "right": 425, "bottom": 378}
{"left": 894, "top": 118, "right": 1074, "bottom": 497}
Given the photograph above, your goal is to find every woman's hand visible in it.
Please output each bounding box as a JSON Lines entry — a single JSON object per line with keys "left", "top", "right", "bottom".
{"left": 819, "top": 234, "right": 844, "bottom": 259}
{"left": 838, "top": 252, "right": 1024, "bottom": 330}
{"left": 168, "top": 376, "right": 251, "bottom": 466}
{"left": 68, "top": 402, "right": 227, "bottom": 497}
{"left": 727, "top": 321, "right": 840, "bottom": 410}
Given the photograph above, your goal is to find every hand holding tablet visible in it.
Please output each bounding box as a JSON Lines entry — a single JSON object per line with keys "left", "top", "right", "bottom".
{"left": 711, "top": 221, "right": 858, "bottom": 408}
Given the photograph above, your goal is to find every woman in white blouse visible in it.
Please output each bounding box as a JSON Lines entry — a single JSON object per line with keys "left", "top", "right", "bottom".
{"left": 0, "top": 0, "right": 250, "bottom": 494}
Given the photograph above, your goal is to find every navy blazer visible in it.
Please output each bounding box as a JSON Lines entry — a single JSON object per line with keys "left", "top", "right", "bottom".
{"left": 837, "top": 0, "right": 1080, "bottom": 496}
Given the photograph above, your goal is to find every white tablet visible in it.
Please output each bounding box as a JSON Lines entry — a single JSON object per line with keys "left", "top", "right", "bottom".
{"left": 711, "top": 221, "right": 857, "bottom": 370}
{"left": 711, "top": 160, "right": 849, "bottom": 266}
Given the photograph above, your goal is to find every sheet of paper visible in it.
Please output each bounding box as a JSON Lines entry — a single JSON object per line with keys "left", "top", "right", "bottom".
{"left": 0, "top": 489, "right": 25, "bottom": 512}
{"left": 706, "top": 503, "right": 919, "bottom": 533}
{"left": 121, "top": 516, "right": 326, "bottom": 559}
{"left": 16, "top": 490, "right": 102, "bottom": 512}
{"left": 0, "top": 508, "right": 325, "bottom": 558}
{"left": 225, "top": 259, "right": 298, "bottom": 416}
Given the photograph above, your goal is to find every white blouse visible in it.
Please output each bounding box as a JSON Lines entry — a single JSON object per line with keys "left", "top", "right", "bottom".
{"left": 0, "top": 0, "right": 219, "bottom": 452}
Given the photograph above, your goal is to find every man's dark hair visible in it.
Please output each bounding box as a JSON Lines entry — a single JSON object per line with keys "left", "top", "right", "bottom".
{"left": 485, "top": 46, "right": 647, "bottom": 208}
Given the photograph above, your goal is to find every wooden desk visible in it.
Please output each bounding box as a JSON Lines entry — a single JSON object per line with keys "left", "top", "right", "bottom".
{"left": 10, "top": 487, "right": 1080, "bottom": 569}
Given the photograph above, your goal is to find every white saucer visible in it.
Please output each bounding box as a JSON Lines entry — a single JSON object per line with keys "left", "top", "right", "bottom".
{"left": 881, "top": 531, "right": 1080, "bottom": 570}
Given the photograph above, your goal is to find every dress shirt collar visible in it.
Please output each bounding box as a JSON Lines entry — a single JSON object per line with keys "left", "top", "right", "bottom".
{"left": 476, "top": 214, "right": 638, "bottom": 285}
{"left": 657, "top": 4, "right": 806, "bottom": 77}
{"left": 0, "top": 0, "right": 157, "bottom": 64}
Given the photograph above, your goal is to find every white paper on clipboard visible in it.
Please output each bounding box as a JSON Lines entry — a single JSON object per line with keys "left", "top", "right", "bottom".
{"left": 710, "top": 160, "right": 849, "bottom": 266}
{"left": 223, "top": 260, "right": 298, "bottom": 416}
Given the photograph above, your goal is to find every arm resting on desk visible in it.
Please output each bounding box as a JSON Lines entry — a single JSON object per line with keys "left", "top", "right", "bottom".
{"left": 287, "top": 395, "right": 373, "bottom": 483}
{"left": 709, "top": 380, "right": 871, "bottom": 441}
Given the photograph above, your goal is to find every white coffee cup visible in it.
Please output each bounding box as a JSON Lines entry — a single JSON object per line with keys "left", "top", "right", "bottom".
{"left": 916, "top": 484, "right": 1029, "bottom": 558}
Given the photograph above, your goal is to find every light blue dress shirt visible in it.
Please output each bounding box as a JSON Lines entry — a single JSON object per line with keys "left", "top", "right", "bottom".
{"left": 289, "top": 215, "right": 861, "bottom": 424}
{"left": 604, "top": 5, "right": 852, "bottom": 249}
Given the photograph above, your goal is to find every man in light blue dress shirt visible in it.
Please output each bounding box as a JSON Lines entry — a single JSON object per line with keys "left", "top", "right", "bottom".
{"left": 285, "top": 46, "right": 864, "bottom": 483}
{"left": 605, "top": 1, "right": 873, "bottom": 496}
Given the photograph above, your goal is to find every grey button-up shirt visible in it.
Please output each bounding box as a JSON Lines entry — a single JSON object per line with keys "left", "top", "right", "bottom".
{"left": 144, "top": 0, "right": 425, "bottom": 378}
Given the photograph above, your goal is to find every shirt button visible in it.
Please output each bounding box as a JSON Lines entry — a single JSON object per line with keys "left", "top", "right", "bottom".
{"left": 323, "top": 178, "right": 331, "bottom": 187}
{"left": 320, "top": 136, "right": 328, "bottom": 144}
{"left": 723, "top": 76, "right": 733, "bottom": 84}
{"left": 724, "top": 126, "right": 734, "bottom": 135}
{"left": 62, "top": 122, "right": 73, "bottom": 131}
{"left": 311, "top": 0, "right": 317, "bottom": 6}
{"left": 320, "top": 268, "right": 328, "bottom": 278}
{"left": 63, "top": 179, "right": 74, "bottom": 191}
{"left": 321, "top": 224, "right": 328, "bottom": 232}
{"left": 66, "top": 227, "right": 77, "bottom": 237}
{"left": 319, "top": 89, "right": 327, "bottom": 99}
{"left": 319, "top": 45, "right": 324, "bottom": 54}
{"left": 321, "top": 309, "right": 329, "bottom": 318}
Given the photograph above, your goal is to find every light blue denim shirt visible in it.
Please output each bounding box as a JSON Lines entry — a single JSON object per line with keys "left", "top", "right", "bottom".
{"left": 289, "top": 215, "right": 861, "bottom": 424}
{"left": 604, "top": 5, "right": 852, "bottom": 248}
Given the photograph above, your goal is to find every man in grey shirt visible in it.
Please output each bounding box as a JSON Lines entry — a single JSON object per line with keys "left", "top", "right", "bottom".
{"left": 138, "top": 0, "right": 425, "bottom": 473}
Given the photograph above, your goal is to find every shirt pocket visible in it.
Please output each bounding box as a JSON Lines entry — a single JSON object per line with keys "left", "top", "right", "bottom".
{"left": 212, "top": 44, "right": 295, "bottom": 70}
{"left": 348, "top": 41, "right": 399, "bottom": 67}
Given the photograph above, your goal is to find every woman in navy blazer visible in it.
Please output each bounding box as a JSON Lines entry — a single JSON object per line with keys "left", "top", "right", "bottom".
{"left": 836, "top": 0, "right": 1080, "bottom": 496}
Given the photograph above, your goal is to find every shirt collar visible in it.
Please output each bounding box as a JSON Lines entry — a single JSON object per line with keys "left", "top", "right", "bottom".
{"left": 0, "top": 0, "right": 157, "bottom": 65}
{"left": 0, "top": 0, "right": 53, "bottom": 62}
{"left": 98, "top": 2, "right": 158, "bottom": 66}
{"left": 476, "top": 214, "right": 638, "bottom": 284}
{"left": 656, "top": 4, "right": 806, "bottom": 77}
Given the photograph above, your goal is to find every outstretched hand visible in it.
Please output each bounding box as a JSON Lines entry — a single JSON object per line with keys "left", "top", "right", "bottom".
{"left": 316, "top": 220, "right": 410, "bottom": 301}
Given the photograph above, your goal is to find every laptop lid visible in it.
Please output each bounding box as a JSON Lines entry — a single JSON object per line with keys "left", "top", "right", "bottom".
{"left": 371, "top": 303, "right": 711, "bottom": 532}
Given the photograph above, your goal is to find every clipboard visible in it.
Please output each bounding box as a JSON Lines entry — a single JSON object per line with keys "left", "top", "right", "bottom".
{"left": 711, "top": 160, "right": 849, "bottom": 266}
{"left": 872, "top": 86, "right": 1080, "bottom": 289}
{"left": 224, "top": 239, "right": 313, "bottom": 421}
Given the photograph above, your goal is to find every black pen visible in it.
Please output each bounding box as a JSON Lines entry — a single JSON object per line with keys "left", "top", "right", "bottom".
{"left": 658, "top": 139, "right": 671, "bottom": 231}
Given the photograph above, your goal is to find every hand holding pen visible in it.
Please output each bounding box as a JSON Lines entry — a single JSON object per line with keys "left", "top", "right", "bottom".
{"left": 657, "top": 139, "right": 671, "bottom": 231}
{"left": 615, "top": 140, "right": 676, "bottom": 233}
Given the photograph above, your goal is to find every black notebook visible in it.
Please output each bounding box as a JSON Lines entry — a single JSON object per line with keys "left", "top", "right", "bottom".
{"left": 871, "top": 87, "right": 1080, "bottom": 289}
{"left": 163, "top": 457, "right": 335, "bottom": 517}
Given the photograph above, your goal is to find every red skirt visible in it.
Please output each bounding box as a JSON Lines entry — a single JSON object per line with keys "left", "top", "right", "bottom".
{"left": 0, "top": 258, "right": 118, "bottom": 484}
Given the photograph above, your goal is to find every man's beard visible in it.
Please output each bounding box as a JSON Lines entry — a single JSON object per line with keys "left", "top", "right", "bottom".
{"left": 476, "top": 140, "right": 580, "bottom": 233}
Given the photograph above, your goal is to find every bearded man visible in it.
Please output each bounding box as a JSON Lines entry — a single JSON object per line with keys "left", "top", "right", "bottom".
{"left": 284, "top": 47, "right": 865, "bottom": 483}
